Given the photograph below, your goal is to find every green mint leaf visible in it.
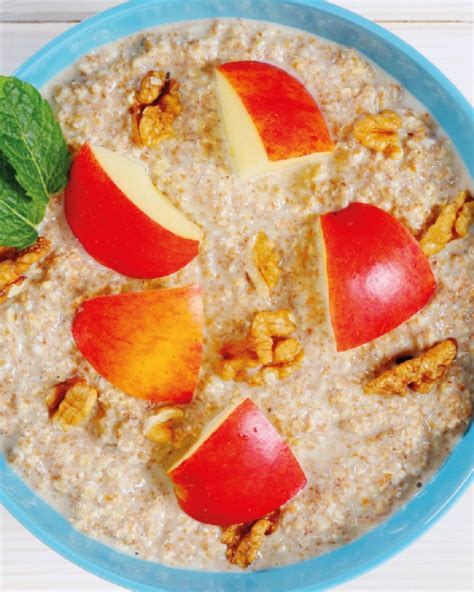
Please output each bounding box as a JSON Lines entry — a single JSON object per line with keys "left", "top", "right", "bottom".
{"left": 0, "top": 152, "right": 46, "bottom": 249}
{"left": 0, "top": 76, "right": 71, "bottom": 203}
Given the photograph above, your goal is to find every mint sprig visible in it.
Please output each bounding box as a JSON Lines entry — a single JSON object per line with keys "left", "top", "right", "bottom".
{"left": 0, "top": 153, "right": 46, "bottom": 249}
{"left": 0, "top": 76, "right": 71, "bottom": 248}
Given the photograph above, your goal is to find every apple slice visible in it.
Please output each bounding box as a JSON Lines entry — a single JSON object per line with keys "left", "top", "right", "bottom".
{"left": 168, "top": 397, "right": 307, "bottom": 525}
{"left": 72, "top": 286, "right": 203, "bottom": 403}
{"left": 64, "top": 144, "right": 201, "bottom": 279}
{"left": 317, "top": 203, "right": 436, "bottom": 352}
{"left": 215, "top": 61, "right": 333, "bottom": 178}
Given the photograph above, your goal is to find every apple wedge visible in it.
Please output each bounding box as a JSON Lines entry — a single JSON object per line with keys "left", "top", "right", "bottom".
{"left": 317, "top": 203, "right": 436, "bottom": 352}
{"left": 72, "top": 286, "right": 203, "bottom": 403}
{"left": 168, "top": 397, "right": 307, "bottom": 525}
{"left": 215, "top": 61, "right": 334, "bottom": 178}
{"left": 64, "top": 144, "right": 201, "bottom": 278}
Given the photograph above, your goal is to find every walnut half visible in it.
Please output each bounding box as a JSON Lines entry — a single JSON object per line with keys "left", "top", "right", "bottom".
{"left": 46, "top": 377, "right": 98, "bottom": 431}
{"left": 216, "top": 310, "right": 304, "bottom": 386}
{"left": 353, "top": 110, "right": 403, "bottom": 159}
{"left": 245, "top": 231, "right": 281, "bottom": 298}
{"left": 0, "top": 237, "right": 51, "bottom": 303}
{"left": 364, "top": 339, "right": 458, "bottom": 396}
{"left": 130, "top": 70, "right": 182, "bottom": 148}
{"left": 419, "top": 190, "right": 473, "bottom": 256}
{"left": 221, "top": 509, "right": 281, "bottom": 568}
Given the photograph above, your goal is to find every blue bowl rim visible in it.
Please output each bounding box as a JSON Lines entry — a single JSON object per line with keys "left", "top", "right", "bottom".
{"left": 2, "top": 1, "right": 473, "bottom": 591}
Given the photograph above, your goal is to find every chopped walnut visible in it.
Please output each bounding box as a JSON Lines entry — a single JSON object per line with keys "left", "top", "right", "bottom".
{"left": 364, "top": 339, "right": 458, "bottom": 396}
{"left": 245, "top": 231, "right": 280, "bottom": 298}
{"left": 251, "top": 310, "right": 297, "bottom": 365}
{"left": 215, "top": 355, "right": 260, "bottom": 382}
{"left": 273, "top": 338, "right": 302, "bottom": 364}
{"left": 221, "top": 509, "right": 280, "bottom": 568}
{"left": 130, "top": 71, "right": 181, "bottom": 148}
{"left": 0, "top": 246, "right": 16, "bottom": 259}
{"left": 419, "top": 190, "right": 473, "bottom": 256}
{"left": 143, "top": 406, "right": 184, "bottom": 444}
{"left": 0, "top": 237, "right": 51, "bottom": 303}
{"left": 216, "top": 310, "right": 303, "bottom": 385}
{"left": 139, "top": 105, "right": 174, "bottom": 146}
{"left": 455, "top": 199, "right": 474, "bottom": 237}
{"left": 247, "top": 350, "right": 304, "bottom": 386}
{"left": 353, "top": 110, "right": 403, "bottom": 159}
{"left": 47, "top": 377, "right": 98, "bottom": 431}
{"left": 159, "top": 80, "right": 181, "bottom": 116}
{"left": 136, "top": 70, "right": 168, "bottom": 105}
{"left": 46, "top": 377, "right": 84, "bottom": 417}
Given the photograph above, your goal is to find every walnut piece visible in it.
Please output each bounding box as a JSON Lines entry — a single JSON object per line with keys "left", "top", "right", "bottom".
{"left": 221, "top": 509, "right": 280, "bottom": 568}
{"left": 245, "top": 231, "right": 280, "bottom": 298}
{"left": 0, "top": 246, "right": 16, "bottom": 259}
{"left": 353, "top": 110, "right": 403, "bottom": 159}
{"left": 0, "top": 237, "right": 51, "bottom": 303}
{"left": 251, "top": 310, "right": 297, "bottom": 365}
{"left": 47, "top": 377, "right": 98, "bottom": 431}
{"left": 250, "top": 344, "right": 304, "bottom": 386}
{"left": 136, "top": 70, "right": 168, "bottom": 105}
{"left": 139, "top": 105, "right": 173, "bottom": 146}
{"left": 130, "top": 71, "right": 181, "bottom": 148}
{"left": 455, "top": 199, "right": 474, "bottom": 237}
{"left": 247, "top": 350, "right": 304, "bottom": 386}
{"left": 419, "top": 190, "right": 473, "bottom": 256}
{"left": 364, "top": 339, "right": 458, "bottom": 396}
{"left": 216, "top": 310, "right": 303, "bottom": 385}
{"left": 46, "top": 377, "right": 84, "bottom": 416}
{"left": 215, "top": 355, "right": 260, "bottom": 382}
{"left": 143, "top": 406, "right": 184, "bottom": 444}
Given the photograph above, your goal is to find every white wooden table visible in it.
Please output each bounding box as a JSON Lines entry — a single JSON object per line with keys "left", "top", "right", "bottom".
{"left": 0, "top": 1, "right": 473, "bottom": 590}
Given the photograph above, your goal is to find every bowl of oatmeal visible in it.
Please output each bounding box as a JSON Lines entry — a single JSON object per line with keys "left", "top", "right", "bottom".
{"left": 0, "top": 0, "right": 472, "bottom": 591}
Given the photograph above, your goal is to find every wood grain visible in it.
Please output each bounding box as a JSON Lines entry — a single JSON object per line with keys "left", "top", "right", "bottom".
{"left": 2, "top": 490, "right": 472, "bottom": 591}
{"left": 0, "top": 0, "right": 473, "bottom": 23}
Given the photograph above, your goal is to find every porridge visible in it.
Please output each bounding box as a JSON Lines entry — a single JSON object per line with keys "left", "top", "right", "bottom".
{"left": 0, "top": 18, "right": 472, "bottom": 571}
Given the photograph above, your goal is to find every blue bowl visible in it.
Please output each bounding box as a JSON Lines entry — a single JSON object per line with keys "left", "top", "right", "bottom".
{"left": 1, "top": 1, "right": 473, "bottom": 590}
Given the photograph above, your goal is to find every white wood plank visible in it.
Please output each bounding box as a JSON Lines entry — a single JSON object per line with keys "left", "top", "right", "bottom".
{"left": 1, "top": 0, "right": 473, "bottom": 23}
{"left": 382, "top": 22, "right": 473, "bottom": 103}
{"left": 0, "top": 22, "right": 71, "bottom": 74}
{"left": 0, "top": 22, "right": 472, "bottom": 104}
{"left": 1, "top": 507, "right": 121, "bottom": 592}
{"left": 2, "top": 488, "right": 472, "bottom": 591}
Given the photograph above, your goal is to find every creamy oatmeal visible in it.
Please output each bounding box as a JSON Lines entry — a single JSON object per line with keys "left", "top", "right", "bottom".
{"left": 0, "top": 18, "right": 472, "bottom": 571}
